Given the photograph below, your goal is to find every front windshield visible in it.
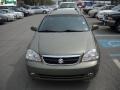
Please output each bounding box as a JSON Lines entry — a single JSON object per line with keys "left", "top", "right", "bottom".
{"left": 112, "top": 5, "right": 120, "bottom": 11}
{"left": 60, "top": 3, "right": 75, "bottom": 8}
{"left": 39, "top": 15, "right": 89, "bottom": 32}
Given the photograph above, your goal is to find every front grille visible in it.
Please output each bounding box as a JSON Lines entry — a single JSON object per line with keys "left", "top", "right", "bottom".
{"left": 43, "top": 56, "right": 80, "bottom": 64}
{"left": 32, "top": 73, "right": 91, "bottom": 80}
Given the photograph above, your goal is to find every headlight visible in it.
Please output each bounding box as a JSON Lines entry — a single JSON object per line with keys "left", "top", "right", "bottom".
{"left": 82, "top": 49, "right": 99, "bottom": 62}
{"left": 26, "top": 49, "right": 41, "bottom": 61}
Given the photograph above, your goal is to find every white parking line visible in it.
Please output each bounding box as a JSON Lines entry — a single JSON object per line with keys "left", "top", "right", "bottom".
{"left": 113, "top": 59, "right": 120, "bottom": 69}
{"left": 95, "top": 35, "right": 120, "bottom": 37}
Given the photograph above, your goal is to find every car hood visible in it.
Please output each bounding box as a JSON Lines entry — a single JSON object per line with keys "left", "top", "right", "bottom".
{"left": 34, "top": 32, "right": 96, "bottom": 55}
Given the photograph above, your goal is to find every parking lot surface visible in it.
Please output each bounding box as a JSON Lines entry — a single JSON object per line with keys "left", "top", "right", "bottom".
{"left": 0, "top": 14, "right": 120, "bottom": 90}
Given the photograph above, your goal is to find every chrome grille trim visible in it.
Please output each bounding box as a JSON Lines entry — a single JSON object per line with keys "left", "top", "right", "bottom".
{"left": 42, "top": 55, "right": 81, "bottom": 58}
{"left": 42, "top": 55, "right": 81, "bottom": 65}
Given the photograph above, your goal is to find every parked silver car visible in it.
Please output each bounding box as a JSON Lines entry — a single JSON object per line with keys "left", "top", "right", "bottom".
{"left": 30, "top": 6, "right": 50, "bottom": 14}
{"left": 0, "top": 10, "right": 15, "bottom": 21}
{"left": 1, "top": 9, "right": 24, "bottom": 19}
{"left": 96, "top": 5, "right": 120, "bottom": 21}
{"left": 88, "top": 5, "right": 115, "bottom": 18}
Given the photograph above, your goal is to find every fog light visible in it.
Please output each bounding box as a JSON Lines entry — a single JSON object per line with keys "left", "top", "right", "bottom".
{"left": 30, "top": 72, "right": 35, "bottom": 75}
{"left": 88, "top": 73, "right": 94, "bottom": 76}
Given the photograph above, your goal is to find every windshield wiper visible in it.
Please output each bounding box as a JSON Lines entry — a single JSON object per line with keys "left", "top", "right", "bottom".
{"left": 38, "top": 30, "right": 57, "bottom": 32}
{"left": 38, "top": 30, "right": 86, "bottom": 32}
{"left": 64, "top": 30, "right": 84, "bottom": 32}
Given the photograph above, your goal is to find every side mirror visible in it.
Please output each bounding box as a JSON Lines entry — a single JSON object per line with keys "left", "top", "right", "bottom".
{"left": 92, "top": 25, "right": 99, "bottom": 30}
{"left": 31, "top": 26, "right": 37, "bottom": 31}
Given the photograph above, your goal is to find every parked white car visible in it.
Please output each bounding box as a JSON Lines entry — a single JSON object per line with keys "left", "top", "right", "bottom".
{"left": 18, "top": 7, "right": 34, "bottom": 15}
{"left": 30, "top": 6, "right": 41, "bottom": 14}
{"left": 9, "top": 9, "right": 24, "bottom": 19}
{"left": 59, "top": 2, "right": 78, "bottom": 9}
{"left": 88, "top": 5, "right": 114, "bottom": 18}
{"left": 40, "top": 7, "right": 51, "bottom": 14}
{"left": 26, "top": 8, "right": 35, "bottom": 15}
{"left": 1, "top": 9, "right": 24, "bottom": 19}
{"left": 30, "top": 6, "right": 50, "bottom": 14}
{"left": 10, "top": 9, "right": 24, "bottom": 19}
{"left": 96, "top": 5, "right": 120, "bottom": 21}
{"left": 0, "top": 10, "right": 15, "bottom": 21}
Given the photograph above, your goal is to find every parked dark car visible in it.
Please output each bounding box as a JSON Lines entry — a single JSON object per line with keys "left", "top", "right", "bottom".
{"left": 105, "top": 12, "right": 120, "bottom": 32}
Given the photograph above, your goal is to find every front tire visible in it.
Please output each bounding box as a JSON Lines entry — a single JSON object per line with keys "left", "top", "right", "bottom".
{"left": 43, "top": 11, "right": 47, "bottom": 14}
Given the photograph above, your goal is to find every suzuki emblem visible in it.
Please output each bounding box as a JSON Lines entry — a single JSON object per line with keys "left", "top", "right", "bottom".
{"left": 58, "top": 58, "right": 64, "bottom": 64}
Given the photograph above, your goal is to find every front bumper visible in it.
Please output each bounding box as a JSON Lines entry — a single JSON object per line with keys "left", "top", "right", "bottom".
{"left": 7, "top": 16, "right": 15, "bottom": 21}
{"left": 26, "top": 60, "right": 99, "bottom": 80}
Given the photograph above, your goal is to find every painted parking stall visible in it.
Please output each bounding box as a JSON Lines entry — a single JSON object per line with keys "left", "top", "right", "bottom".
{"left": 112, "top": 59, "right": 120, "bottom": 69}
{"left": 98, "top": 39, "right": 120, "bottom": 48}
{"left": 98, "top": 39, "right": 120, "bottom": 69}
{"left": 110, "top": 53, "right": 120, "bottom": 70}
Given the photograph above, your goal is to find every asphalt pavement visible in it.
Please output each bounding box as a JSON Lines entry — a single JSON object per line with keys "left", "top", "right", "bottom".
{"left": 0, "top": 14, "right": 120, "bottom": 90}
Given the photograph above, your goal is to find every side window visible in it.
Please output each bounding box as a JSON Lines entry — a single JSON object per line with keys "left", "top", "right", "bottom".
{"left": 32, "top": 7, "right": 39, "bottom": 9}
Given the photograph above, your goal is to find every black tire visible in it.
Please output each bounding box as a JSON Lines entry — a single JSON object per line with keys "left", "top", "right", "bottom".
{"left": 110, "top": 26, "right": 116, "bottom": 31}
{"left": 43, "top": 11, "right": 47, "bottom": 14}
{"left": 94, "top": 13, "right": 97, "bottom": 18}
